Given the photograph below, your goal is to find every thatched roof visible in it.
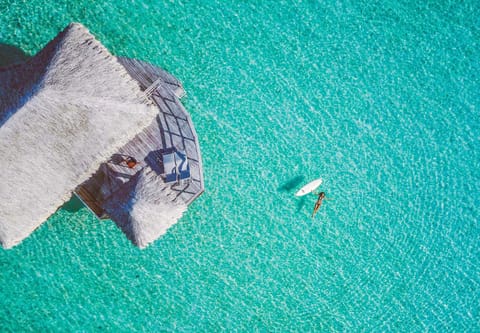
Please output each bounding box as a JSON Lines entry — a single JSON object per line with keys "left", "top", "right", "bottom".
{"left": 0, "top": 23, "right": 158, "bottom": 248}
{"left": 103, "top": 170, "right": 188, "bottom": 248}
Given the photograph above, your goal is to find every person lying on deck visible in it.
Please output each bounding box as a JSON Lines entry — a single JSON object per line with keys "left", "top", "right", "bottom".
{"left": 124, "top": 156, "right": 138, "bottom": 169}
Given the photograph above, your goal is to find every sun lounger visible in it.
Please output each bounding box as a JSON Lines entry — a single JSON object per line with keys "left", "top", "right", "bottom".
{"left": 162, "top": 149, "right": 190, "bottom": 184}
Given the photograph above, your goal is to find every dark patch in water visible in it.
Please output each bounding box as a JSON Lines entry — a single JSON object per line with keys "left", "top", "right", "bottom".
{"left": 0, "top": 43, "right": 30, "bottom": 67}
{"left": 278, "top": 175, "right": 305, "bottom": 192}
{"left": 296, "top": 195, "right": 308, "bottom": 213}
{"left": 62, "top": 195, "right": 85, "bottom": 213}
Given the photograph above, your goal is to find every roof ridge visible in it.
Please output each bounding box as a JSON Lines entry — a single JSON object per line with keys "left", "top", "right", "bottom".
{"left": 42, "top": 23, "right": 150, "bottom": 105}
{"left": 0, "top": 22, "right": 151, "bottom": 126}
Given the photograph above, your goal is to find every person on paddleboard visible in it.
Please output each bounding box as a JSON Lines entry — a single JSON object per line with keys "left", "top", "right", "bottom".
{"left": 312, "top": 192, "right": 328, "bottom": 218}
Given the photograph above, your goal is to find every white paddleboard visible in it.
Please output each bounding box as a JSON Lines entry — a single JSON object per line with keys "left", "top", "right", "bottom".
{"left": 295, "top": 178, "right": 322, "bottom": 196}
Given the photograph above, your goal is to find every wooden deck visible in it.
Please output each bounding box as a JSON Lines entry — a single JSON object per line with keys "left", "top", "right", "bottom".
{"left": 75, "top": 58, "right": 203, "bottom": 224}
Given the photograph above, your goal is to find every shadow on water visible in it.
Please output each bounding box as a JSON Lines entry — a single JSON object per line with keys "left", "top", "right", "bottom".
{"left": 278, "top": 175, "right": 311, "bottom": 213}
{"left": 296, "top": 196, "right": 309, "bottom": 213}
{"left": 62, "top": 195, "right": 85, "bottom": 213}
{"left": 0, "top": 43, "right": 30, "bottom": 67}
{"left": 0, "top": 43, "right": 33, "bottom": 127}
{"left": 278, "top": 175, "right": 305, "bottom": 193}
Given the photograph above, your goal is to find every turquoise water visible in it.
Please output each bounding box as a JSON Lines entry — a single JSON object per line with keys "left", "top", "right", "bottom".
{"left": 1, "top": 0, "right": 479, "bottom": 331}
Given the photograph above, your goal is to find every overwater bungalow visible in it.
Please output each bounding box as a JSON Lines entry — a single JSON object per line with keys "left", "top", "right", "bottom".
{"left": 0, "top": 23, "right": 204, "bottom": 249}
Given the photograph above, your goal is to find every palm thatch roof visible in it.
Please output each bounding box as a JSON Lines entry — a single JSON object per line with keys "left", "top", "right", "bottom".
{"left": 0, "top": 23, "right": 158, "bottom": 248}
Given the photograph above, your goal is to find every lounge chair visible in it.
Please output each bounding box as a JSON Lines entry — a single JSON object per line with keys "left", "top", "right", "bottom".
{"left": 162, "top": 148, "right": 190, "bottom": 184}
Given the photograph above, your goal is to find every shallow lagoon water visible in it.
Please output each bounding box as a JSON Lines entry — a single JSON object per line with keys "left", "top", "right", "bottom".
{"left": 0, "top": 0, "right": 479, "bottom": 331}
